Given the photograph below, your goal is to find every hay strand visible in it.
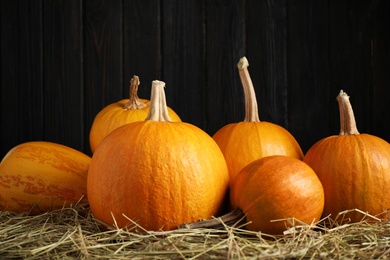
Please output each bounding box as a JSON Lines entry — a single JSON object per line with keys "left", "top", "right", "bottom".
{"left": 1, "top": 205, "right": 390, "bottom": 259}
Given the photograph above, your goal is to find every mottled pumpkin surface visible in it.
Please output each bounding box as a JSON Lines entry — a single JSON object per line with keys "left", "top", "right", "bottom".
{"left": 0, "top": 141, "right": 90, "bottom": 214}
{"left": 230, "top": 155, "right": 324, "bottom": 235}
{"left": 88, "top": 120, "right": 230, "bottom": 231}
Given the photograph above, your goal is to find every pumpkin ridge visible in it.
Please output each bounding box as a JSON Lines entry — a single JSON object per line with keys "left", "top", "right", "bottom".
{"left": 151, "top": 123, "right": 193, "bottom": 224}
{"left": 0, "top": 141, "right": 90, "bottom": 214}
{"left": 355, "top": 134, "right": 390, "bottom": 213}
{"left": 89, "top": 76, "right": 181, "bottom": 153}
{"left": 213, "top": 123, "right": 238, "bottom": 177}
{"left": 191, "top": 155, "right": 324, "bottom": 234}
{"left": 304, "top": 90, "right": 390, "bottom": 222}
{"left": 212, "top": 57, "right": 303, "bottom": 184}
{"left": 230, "top": 122, "right": 261, "bottom": 176}
{"left": 88, "top": 96, "right": 229, "bottom": 230}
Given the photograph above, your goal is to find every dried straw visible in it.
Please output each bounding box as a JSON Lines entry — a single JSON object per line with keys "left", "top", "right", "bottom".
{"left": 1, "top": 205, "right": 390, "bottom": 259}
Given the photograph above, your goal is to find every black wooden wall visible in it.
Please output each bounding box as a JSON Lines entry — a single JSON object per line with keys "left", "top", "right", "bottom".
{"left": 1, "top": 0, "right": 389, "bottom": 159}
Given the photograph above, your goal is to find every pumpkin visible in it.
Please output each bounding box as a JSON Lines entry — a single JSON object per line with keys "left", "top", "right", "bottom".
{"left": 181, "top": 156, "right": 324, "bottom": 235}
{"left": 212, "top": 57, "right": 303, "bottom": 183}
{"left": 89, "top": 75, "right": 181, "bottom": 153}
{"left": 304, "top": 90, "right": 390, "bottom": 222}
{"left": 87, "top": 80, "right": 230, "bottom": 231}
{"left": 0, "top": 141, "right": 90, "bottom": 214}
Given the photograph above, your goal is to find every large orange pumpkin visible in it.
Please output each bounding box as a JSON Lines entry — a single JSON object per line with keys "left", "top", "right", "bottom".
{"left": 87, "top": 80, "right": 230, "bottom": 231}
{"left": 304, "top": 90, "right": 390, "bottom": 222}
{"left": 0, "top": 141, "right": 90, "bottom": 214}
{"left": 89, "top": 75, "right": 181, "bottom": 153}
{"left": 213, "top": 57, "right": 303, "bottom": 182}
{"left": 181, "top": 156, "right": 324, "bottom": 235}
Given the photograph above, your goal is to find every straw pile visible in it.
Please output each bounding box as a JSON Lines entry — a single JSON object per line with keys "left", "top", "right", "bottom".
{"left": 1, "top": 204, "right": 389, "bottom": 259}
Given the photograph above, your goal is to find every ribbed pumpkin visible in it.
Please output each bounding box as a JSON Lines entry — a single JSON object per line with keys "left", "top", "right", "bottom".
{"left": 304, "top": 90, "right": 390, "bottom": 222}
{"left": 213, "top": 57, "right": 303, "bottom": 182}
{"left": 89, "top": 75, "right": 181, "bottom": 153}
{"left": 87, "top": 80, "right": 230, "bottom": 231}
{"left": 0, "top": 141, "right": 90, "bottom": 214}
{"left": 181, "top": 155, "right": 324, "bottom": 235}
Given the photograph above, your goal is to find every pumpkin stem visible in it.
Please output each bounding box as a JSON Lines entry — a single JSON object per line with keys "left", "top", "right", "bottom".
{"left": 178, "top": 208, "right": 246, "bottom": 230}
{"left": 124, "top": 75, "right": 147, "bottom": 110}
{"left": 145, "top": 80, "right": 172, "bottom": 122}
{"left": 336, "top": 90, "right": 360, "bottom": 135}
{"left": 237, "top": 57, "right": 260, "bottom": 122}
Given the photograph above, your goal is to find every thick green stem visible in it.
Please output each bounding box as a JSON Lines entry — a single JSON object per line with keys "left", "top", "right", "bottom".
{"left": 145, "top": 80, "right": 172, "bottom": 122}
{"left": 124, "top": 75, "right": 147, "bottom": 110}
{"left": 336, "top": 90, "right": 360, "bottom": 135}
{"left": 237, "top": 57, "right": 260, "bottom": 122}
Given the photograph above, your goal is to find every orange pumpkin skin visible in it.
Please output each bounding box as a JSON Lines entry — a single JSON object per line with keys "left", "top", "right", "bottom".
{"left": 230, "top": 156, "right": 324, "bottom": 235}
{"left": 0, "top": 141, "right": 90, "bottom": 214}
{"left": 89, "top": 98, "right": 181, "bottom": 153}
{"left": 213, "top": 122, "right": 303, "bottom": 182}
{"left": 87, "top": 121, "right": 230, "bottom": 231}
{"left": 213, "top": 57, "right": 304, "bottom": 183}
{"left": 304, "top": 134, "right": 390, "bottom": 222}
{"left": 89, "top": 76, "right": 181, "bottom": 153}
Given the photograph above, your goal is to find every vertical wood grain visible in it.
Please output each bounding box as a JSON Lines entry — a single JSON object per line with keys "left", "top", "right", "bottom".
{"left": 162, "top": 0, "right": 207, "bottom": 128}
{"left": 328, "top": 0, "right": 373, "bottom": 137}
{"left": 246, "top": 0, "right": 288, "bottom": 127}
{"left": 84, "top": 0, "right": 123, "bottom": 154}
{"left": 123, "top": 0, "right": 161, "bottom": 100}
{"left": 370, "top": 0, "right": 390, "bottom": 143}
{"left": 0, "top": 0, "right": 389, "bottom": 159}
{"left": 0, "top": 0, "right": 44, "bottom": 157}
{"left": 287, "top": 0, "right": 330, "bottom": 152}
{"left": 205, "top": 0, "right": 246, "bottom": 135}
{"left": 42, "top": 0, "right": 83, "bottom": 151}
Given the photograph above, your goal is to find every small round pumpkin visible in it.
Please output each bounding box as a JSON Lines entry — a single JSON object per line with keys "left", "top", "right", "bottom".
{"left": 304, "top": 90, "right": 390, "bottom": 222}
{"left": 181, "top": 155, "right": 324, "bottom": 235}
{"left": 87, "top": 80, "right": 230, "bottom": 231}
{"left": 89, "top": 75, "right": 181, "bottom": 153}
{"left": 0, "top": 141, "right": 90, "bottom": 214}
{"left": 213, "top": 57, "right": 303, "bottom": 183}
{"left": 230, "top": 155, "right": 324, "bottom": 234}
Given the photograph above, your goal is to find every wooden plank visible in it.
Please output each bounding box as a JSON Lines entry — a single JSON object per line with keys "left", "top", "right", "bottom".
{"left": 161, "top": 0, "right": 207, "bottom": 129}
{"left": 205, "top": 0, "right": 246, "bottom": 135}
{"left": 286, "top": 0, "right": 330, "bottom": 153}
{"left": 84, "top": 0, "right": 123, "bottom": 154}
{"left": 0, "top": 0, "right": 44, "bottom": 159}
{"left": 1, "top": 0, "right": 389, "bottom": 159}
{"left": 327, "top": 0, "right": 373, "bottom": 137}
{"left": 42, "top": 0, "right": 83, "bottom": 152}
{"left": 123, "top": 0, "right": 161, "bottom": 101}
{"left": 246, "top": 0, "right": 288, "bottom": 127}
{"left": 370, "top": 0, "right": 390, "bottom": 142}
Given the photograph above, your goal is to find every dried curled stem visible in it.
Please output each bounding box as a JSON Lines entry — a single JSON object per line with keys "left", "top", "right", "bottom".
{"left": 237, "top": 57, "right": 260, "bottom": 122}
{"left": 336, "top": 90, "right": 360, "bottom": 135}
{"left": 124, "top": 75, "right": 147, "bottom": 110}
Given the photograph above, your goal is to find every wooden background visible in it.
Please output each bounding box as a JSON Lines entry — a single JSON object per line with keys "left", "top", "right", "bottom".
{"left": 1, "top": 0, "right": 389, "bottom": 159}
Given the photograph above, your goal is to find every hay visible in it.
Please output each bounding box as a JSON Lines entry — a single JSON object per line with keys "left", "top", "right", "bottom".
{"left": 1, "top": 205, "right": 390, "bottom": 259}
